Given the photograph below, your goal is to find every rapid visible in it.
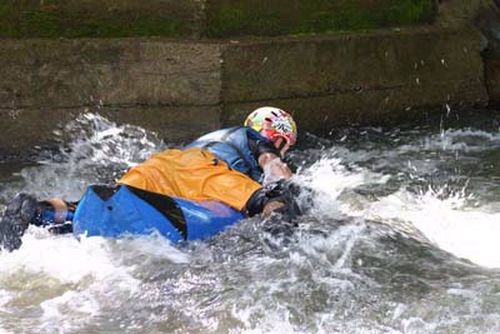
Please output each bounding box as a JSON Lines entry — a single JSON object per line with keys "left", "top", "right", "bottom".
{"left": 0, "top": 109, "right": 499, "bottom": 333}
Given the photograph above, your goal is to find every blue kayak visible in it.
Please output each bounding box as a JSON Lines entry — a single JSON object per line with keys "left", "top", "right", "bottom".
{"left": 72, "top": 185, "right": 245, "bottom": 242}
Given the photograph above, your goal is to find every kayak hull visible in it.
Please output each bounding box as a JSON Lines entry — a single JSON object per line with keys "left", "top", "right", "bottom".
{"left": 72, "top": 185, "right": 245, "bottom": 242}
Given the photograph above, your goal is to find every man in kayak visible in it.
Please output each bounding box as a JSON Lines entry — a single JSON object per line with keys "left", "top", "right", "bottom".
{"left": 0, "top": 106, "right": 300, "bottom": 250}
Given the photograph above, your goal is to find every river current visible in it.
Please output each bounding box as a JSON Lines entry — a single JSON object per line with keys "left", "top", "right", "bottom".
{"left": 0, "top": 110, "right": 499, "bottom": 333}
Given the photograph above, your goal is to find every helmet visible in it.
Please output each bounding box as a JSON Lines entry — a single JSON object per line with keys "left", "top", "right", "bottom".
{"left": 244, "top": 107, "right": 297, "bottom": 146}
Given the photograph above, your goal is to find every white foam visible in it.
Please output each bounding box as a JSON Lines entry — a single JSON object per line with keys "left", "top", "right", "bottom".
{"left": 0, "top": 289, "right": 13, "bottom": 311}
{"left": 39, "top": 289, "right": 100, "bottom": 333}
{"left": 231, "top": 303, "right": 303, "bottom": 334}
{"left": 299, "top": 151, "right": 500, "bottom": 269}
{"left": 115, "top": 233, "right": 191, "bottom": 264}
{"left": 296, "top": 155, "right": 390, "bottom": 218}
{"left": 0, "top": 228, "right": 139, "bottom": 286}
{"left": 363, "top": 188, "right": 500, "bottom": 268}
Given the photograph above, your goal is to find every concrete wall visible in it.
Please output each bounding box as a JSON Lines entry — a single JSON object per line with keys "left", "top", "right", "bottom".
{"left": 0, "top": 0, "right": 497, "bottom": 158}
{"left": 0, "top": 39, "right": 223, "bottom": 157}
{"left": 474, "top": 0, "right": 500, "bottom": 108}
{"left": 486, "top": 58, "right": 500, "bottom": 108}
{"left": 0, "top": 25, "right": 488, "bottom": 158}
{"left": 220, "top": 27, "right": 487, "bottom": 131}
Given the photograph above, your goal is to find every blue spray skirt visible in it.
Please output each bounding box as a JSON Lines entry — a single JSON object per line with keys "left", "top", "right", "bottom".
{"left": 72, "top": 185, "right": 245, "bottom": 242}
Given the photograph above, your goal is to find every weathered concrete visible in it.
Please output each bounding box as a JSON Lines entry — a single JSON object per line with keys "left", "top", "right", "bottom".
{"left": 0, "top": 24, "right": 489, "bottom": 157}
{"left": 1, "top": 1, "right": 497, "bottom": 157}
{"left": 0, "top": 39, "right": 223, "bottom": 108}
{"left": 0, "top": 39, "right": 224, "bottom": 157}
{"left": 437, "top": 0, "right": 497, "bottom": 28}
{"left": 221, "top": 27, "right": 488, "bottom": 130}
{"left": 486, "top": 58, "right": 500, "bottom": 107}
{"left": 101, "top": 105, "right": 221, "bottom": 142}
{"left": 472, "top": 1, "right": 500, "bottom": 107}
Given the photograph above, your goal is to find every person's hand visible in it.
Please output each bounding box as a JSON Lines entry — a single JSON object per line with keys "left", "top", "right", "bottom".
{"left": 259, "top": 153, "right": 293, "bottom": 185}
{"left": 262, "top": 200, "right": 285, "bottom": 216}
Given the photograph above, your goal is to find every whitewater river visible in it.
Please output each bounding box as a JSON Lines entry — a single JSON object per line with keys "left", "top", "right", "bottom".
{"left": 0, "top": 110, "right": 499, "bottom": 333}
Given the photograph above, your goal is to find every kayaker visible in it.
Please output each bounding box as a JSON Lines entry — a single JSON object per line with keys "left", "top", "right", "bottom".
{"left": 0, "top": 106, "right": 300, "bottom": 250}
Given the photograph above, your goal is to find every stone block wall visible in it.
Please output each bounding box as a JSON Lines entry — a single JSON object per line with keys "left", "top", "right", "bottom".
{"left": 0, "top": 25, "right": 489, "bottom": 157}
{"left": 486, "top": 58, "right": 500, "bottom": 108}
{"left": 0, "top": 0, "right": 497, "bottom": 158}
{"left": 0, "top": 39, "right": 223, "bottom": 156}
{"left": 220, "top": 27, "right": 488, "bottom": 131}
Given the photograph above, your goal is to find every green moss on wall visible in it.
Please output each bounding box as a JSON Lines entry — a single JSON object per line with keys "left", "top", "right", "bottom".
{"left": 206, "top": 0, "right": 437, "bottom": 37}
{"left": 0, "top": 0, "right": 191, "bottom": 38}
{"left": 0, "top": 0, "right": 436, "bottom": 38}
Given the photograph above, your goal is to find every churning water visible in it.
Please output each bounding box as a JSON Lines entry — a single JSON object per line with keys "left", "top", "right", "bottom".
{"left": 0, "top": 110, "right": 499, "bottom": 333}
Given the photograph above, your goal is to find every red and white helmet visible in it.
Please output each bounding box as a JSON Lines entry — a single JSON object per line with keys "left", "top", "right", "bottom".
{"left": 244, "top": 107, "right": 297, "bottom": 146}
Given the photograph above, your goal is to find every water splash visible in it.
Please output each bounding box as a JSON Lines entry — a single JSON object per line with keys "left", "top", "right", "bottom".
{"left": 295, "top": 154, "right": 391, "bottom": 218}
{"left": 364, "top": 187, "right": 500, "bottom": 268}
{"left": 297, "top": 127, "right": 500, "bottom": 268}
{"left": 17, "top": 113, "right": 164, "bottom": 201}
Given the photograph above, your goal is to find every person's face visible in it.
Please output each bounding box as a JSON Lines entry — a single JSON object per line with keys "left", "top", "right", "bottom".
{"left": 273, "top": 137, "right": 291, "bottom": 158}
